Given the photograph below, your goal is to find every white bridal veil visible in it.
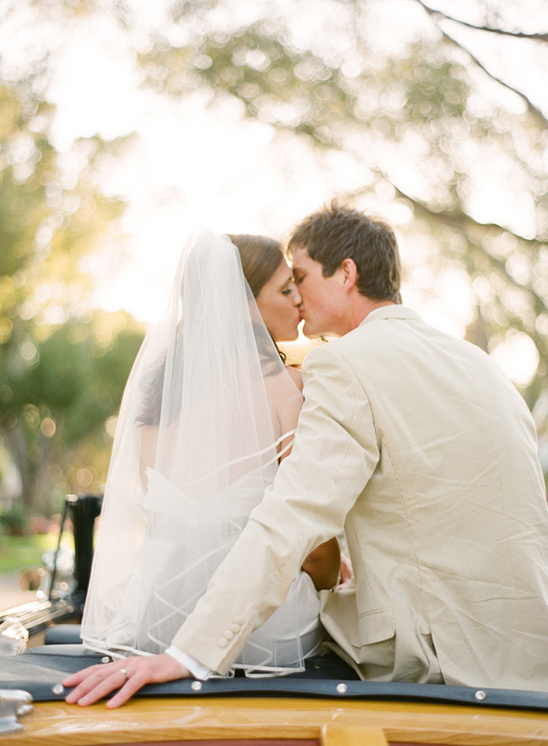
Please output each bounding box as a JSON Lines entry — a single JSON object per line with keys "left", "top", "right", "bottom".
{"left": 81, "top": 231, "right": 321, "bottom": 675}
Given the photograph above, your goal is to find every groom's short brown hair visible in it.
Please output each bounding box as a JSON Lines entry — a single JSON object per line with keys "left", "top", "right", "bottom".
{"left": 288, "top": 201, "right": 402, "bottom": 304}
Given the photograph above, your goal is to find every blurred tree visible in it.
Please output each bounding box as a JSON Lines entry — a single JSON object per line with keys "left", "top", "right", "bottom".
{"left": 131, "top": 0, "right": 547, "bottom": 407}
{"left": 4, "top": 0, "right": 548, "bottom": 491}
{"left": 1, "top": 311, "right": 144, "bottom": 513}
{"left": 0, "top": 12, "right": 143, "bottom": 513}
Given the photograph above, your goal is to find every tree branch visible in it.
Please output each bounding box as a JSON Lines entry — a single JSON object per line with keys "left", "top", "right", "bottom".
{"left": 348, "top": 176, "right": 544, "bottom": 248}
{"left": 413, "top": 0, "right": 548, "bottom": 42}
{"left": 440, "top": 27, "right": 548, "bottom": 127}
{"left": 384, "top": 181, "right": 548, "bottom": 315}
{"left": 411, "top": 0, "right": 548, "bottom": 127}
{"left": 394, "top": 186, "right": 540, "bottom": 244}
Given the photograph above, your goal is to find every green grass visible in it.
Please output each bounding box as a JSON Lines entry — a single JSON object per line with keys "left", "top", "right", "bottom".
{"left": 0, "top": 533, "right": 70, "bottom": 573}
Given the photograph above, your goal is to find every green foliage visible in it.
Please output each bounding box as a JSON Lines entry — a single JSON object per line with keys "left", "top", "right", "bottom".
{"left": 140, "top": 23, "right": 358, "bottom": 146}
{"left": 0, "top": 311, "right": 144, "bottom": 511}
{"left": 0, "top": 502, "right": 27, "bottom": 535}
{"left": 2, "top": 0, "right": 548, "bottom": 497}
{"left": 0, "top": 27, "right": 143, "bottom": 513}
{"left": 0, "top": 533, "right": 58, "bottom": 573}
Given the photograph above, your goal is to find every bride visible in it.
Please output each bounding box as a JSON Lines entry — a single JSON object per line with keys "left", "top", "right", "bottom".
{"left": 78, "top": 231, "right": 340, "bottom": 687}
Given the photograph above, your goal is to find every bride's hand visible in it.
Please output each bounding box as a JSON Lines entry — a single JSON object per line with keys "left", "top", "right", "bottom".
{"left": 63, "top": 653, "right": 190, "bottom": 708}
{"left": 337, "top": 553, "right": 353, "bottom": 589}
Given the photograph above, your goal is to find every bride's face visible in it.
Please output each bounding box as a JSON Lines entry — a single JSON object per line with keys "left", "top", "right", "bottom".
{"left": 256, "top": 260, "right": 302, "bottom": 342}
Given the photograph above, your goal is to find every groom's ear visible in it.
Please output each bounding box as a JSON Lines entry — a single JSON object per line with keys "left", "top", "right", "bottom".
{"left": 340, "top": 258, "right": 358, "bottom": 291}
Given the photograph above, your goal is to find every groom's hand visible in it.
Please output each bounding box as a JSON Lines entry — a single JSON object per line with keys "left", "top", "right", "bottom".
{"left": 63, "top": 653, "right": 190, "bottom": 708}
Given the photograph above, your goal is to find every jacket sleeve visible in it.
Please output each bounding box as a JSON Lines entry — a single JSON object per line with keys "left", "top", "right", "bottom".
{"left": 171, "top": 343, "right": 380, "bottom": 674}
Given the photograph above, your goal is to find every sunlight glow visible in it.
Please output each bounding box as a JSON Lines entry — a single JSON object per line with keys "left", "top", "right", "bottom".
{"left": 3, "top": 0, "right": 545, "bottom": 392}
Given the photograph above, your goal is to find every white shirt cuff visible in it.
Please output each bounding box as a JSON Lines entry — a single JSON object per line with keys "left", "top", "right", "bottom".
{"left": 165, "top": 644, "right": 213, "bottom": 680}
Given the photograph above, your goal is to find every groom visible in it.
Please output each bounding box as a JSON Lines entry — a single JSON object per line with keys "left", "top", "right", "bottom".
{"left": 66, "top": 202, "right": 548, "bottom": 706}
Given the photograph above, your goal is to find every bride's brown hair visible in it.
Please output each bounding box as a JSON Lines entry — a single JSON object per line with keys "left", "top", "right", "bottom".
{"left": 228, "top": 234, "right": 287, "bottom": 366}
{"left": 227, "top": 234, "right": 284, "bottom": 299}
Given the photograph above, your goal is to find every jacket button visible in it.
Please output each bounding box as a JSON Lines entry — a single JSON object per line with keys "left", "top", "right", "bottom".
{"left": 224, "top": 630, "right": 234, "bottom": 640}
{"left": 234, "top": 616, "right": 244, "bottom": 625}
{"left": 230, "top": 624, "right": 240, "bottom": 634}
{"left": 218, "top": 638, "right": 228, "bottom": 648}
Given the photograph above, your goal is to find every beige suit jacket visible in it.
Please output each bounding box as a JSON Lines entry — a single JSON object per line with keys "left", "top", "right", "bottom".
{"left": 173, "top": 306, "right": 548, "bottom": 690}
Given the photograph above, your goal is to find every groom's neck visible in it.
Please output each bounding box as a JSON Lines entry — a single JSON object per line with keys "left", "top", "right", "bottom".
{"left": 343, "top": 298, "right": 396, "bottom": 336}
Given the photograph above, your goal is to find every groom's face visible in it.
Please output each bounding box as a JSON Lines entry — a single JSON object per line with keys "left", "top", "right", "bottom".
{"left": 292, "top": 246, "right": 348, "bottom": 337}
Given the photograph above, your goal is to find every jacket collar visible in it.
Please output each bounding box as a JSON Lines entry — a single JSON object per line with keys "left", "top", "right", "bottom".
{"left": 359, "top": 304, "right": 422, "bottom": 326}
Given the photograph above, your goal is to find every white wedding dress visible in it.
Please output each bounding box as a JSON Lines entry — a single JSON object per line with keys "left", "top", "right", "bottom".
{"left": 81, "top": 231, "right": 323, "bottom": 675}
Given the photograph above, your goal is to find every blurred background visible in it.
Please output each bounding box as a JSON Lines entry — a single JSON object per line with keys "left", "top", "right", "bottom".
{"left": 1, "top": 0, "right": 547, "bottom": 601}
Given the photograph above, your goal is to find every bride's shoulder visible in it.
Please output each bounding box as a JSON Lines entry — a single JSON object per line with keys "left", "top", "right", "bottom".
{"left": 285, "top": 365, "right": 303, "bottom": 392}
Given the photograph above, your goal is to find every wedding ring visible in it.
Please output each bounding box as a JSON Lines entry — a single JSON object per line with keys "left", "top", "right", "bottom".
{"left": 120, "top": 668, "right": 129, "bottom": 680}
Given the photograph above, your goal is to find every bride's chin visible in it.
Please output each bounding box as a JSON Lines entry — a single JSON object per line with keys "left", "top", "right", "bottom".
{"left": 286, "top": 328, "right": 300, "bottom": 342}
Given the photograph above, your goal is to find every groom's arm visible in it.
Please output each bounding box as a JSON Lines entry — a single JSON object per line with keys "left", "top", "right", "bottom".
{"left": 63, "top": 343, "right": 380, "bottom": 706}
{"left": 171, "top": 343, "right": 380, "bottom": 674}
